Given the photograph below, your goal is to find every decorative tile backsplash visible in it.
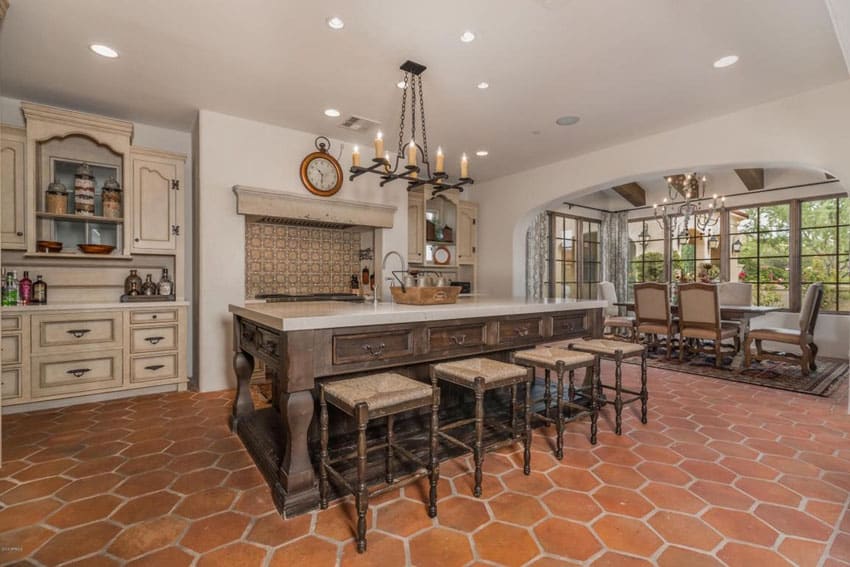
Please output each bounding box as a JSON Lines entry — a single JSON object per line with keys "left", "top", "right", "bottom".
{"left": 245, "top": 222, "right": 361, "bottom": 298}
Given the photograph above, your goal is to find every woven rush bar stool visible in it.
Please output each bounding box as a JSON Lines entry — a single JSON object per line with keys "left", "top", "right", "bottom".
{"left": 319, "top": 372, "right": 440, "bottom": 553}
{"left": 511, "top": 347, "right": 598, "bottom": 459}
{"left": 567, "top": 339, "right": 647, "bottom": 435}
{"left": 431, "top": 357, "right": 533, "bottom": 497}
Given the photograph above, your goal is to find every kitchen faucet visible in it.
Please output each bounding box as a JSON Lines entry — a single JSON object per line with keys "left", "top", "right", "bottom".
{"left": 378, "top": 250, "right": 406, "bottom": 303}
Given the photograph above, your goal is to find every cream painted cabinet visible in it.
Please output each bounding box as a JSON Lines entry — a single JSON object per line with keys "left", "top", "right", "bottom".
{"left": 457, "top": 201, "right": 478, "bottom": 265}
{"left": 131, "top": 148, "right": 184, "bottom": 253}
{"left": 1, "top": 127, "right": 27, "bottom": 249}
{"left": 407, "top": 197, "right": 424, "bottom": 263}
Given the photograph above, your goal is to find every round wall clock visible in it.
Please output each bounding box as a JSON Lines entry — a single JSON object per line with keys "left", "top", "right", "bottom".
{"left": 300, "top": 136, "right": 343, "bottom": 197}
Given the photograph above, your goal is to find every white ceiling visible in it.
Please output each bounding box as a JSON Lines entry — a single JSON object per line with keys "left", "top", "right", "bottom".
{"left": 0, "top": 0, "right": 847, "bottom": 181}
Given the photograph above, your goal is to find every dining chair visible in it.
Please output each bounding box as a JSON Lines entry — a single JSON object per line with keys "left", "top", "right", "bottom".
{"left": 598, "top": 281, "right": 635, "bottom": 341}
{"left": 743, "top": 282, "right": 823, "bottom": 375}
{"left": 718, "top": 282, "right": 753, "bottom": 351}
{"left": 633, "top": 282, "right": 677, "bottom": 358}
{"left": 678, "top": 283, "right": 739, "bottom": 368}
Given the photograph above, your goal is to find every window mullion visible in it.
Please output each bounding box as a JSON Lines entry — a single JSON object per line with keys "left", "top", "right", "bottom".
{"left": 789, "top": 200, "right": 801, "bottom": 312}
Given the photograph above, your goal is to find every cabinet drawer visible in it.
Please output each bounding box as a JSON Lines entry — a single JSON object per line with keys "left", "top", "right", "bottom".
{"left": 428, "top": 323, "right": 486, "bottom": 352}
{"left": 130, "top": 325, "right": 178, "bottom": 354}
{"left": 1, "top": 315, "right": 21, "bottom": 332}
{"left": 552, "top": 312, "right": 588, "bottom": 338}
{"left": 333, "top": 329, "right": 414, "bottom": 365}
{"left": 498, "top": 317, "right": 544, "bottom": 345}
{"left": 1, "top": 334, "right": 21, "bottom": 365}
{"left": 130, "top": 309, "right": 178, "bottom": 325}
{"left": 1, "top": 367, "right": 21, "bottom": 400}
{"left": 32, "top": 312, "right": 122, "bottom": 353}
{"left": 131, "top": 353, "right": 178, "bottom": 383}
{"left": 31, "top": 350, "right": 123, "bottom": 398}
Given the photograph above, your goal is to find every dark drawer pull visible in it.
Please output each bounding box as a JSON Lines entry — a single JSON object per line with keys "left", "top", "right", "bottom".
{"left": 449, "top": 334, "right": 467, "bottom": 345}
{"left": 66, "top": 368, "right": 91, "bottom": 378}
{"left": 514, "top": 326, "right": 530, "bottom": 337}
{"left": 145, "top": 364, "right": 165, "bottom": 371}
{"left": 362, "top": 343, "right": 386, "bottom": 357}
{"left": 144, "top": 336, "right": 165, "bottom": 345}
{"left": 67, "top": 329, "right": 91, "bottom": 338}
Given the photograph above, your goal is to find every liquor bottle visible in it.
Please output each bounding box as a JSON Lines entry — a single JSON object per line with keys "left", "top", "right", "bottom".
{"left": 32, "top": 275, "right": 47, "bottom": 305}
{"left": 1, "top": 272, "right": 15, "bottom": 306}
{"left": 350, "top": 274, "right": 360, "bottom": 296}
{"left": 141, "top": 274, "right": 157, "bottom": 296}
{"left": 124, "top": 269, "right": 143, "bottom": 294}
{"left": 18, "top": 271, "right": 32, "bottom": 305}
{"left": 157, "top": 268, "right": 173, "bottom": 296}
{"left": 8, "top": 271, "right": 19, "bottom": 305}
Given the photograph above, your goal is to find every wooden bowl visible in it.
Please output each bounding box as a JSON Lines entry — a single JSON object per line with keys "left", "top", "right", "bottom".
{"left": 390, "top": 286, "right": 461, "bottom": 305}
{"left": 36, "top": 240, "right": 63, "bottom": 253}
{"left": 77, "top": 244, "right": 115, "bottom": 255}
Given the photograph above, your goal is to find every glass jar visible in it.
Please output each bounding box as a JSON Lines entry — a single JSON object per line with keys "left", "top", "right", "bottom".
{"left": 74, "top": 163, "right": 95, "bottom": 216}
{"left": 45, "top": 178, "right": 68, "bottom": 214}
{"left": 124, "top": 269, "right": 143, "bottom": 295}
{"left": 101, "top": 176, "right": 122, "bottom": 219}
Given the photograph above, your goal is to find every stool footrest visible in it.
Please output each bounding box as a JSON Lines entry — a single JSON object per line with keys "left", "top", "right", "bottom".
{"left": 370, "top": 468, "right": 430, "bottom": 498}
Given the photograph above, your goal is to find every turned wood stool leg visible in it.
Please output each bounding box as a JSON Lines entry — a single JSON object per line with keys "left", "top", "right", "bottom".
{"left": 555, "top": 366, "right": 565, "bottom": 461}
{"left": 428, "top": 386, "right": 440, "bottom": 518}
{"left": 614, "top": 350, "right": 624, "bottom": 436}
{"left": 590, "top": 361, "right": 599, "bottom": 445}
{"left": 385, "top": 415, "right": 395, "bottom": 484}
{"left": 640, "top": 349, "right": 648, "bottom": 425}
{"left": 544, "top": 369, "right": 552, "bottom": 425}
{"left": 511, "top": 384, "right": 518, "bottom": 439}
{"left": 355, "top": 403, "right": 369, "bottom": 553}
{"left": 523, "top": 368, "right": 533, "bottom": 475}
{"left": 473, "top": 376, "right": 486, "bottom": 498}
{"left": 319, "top": 386, "right": 329, "bottom": 510}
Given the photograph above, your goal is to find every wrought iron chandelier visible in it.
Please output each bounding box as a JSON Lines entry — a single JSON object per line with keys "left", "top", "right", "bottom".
{"left": 349, "top": 60, "right": 473, "bottom": 194}
{"left": 653, "top": 173, "right": 724, "bottom": 241}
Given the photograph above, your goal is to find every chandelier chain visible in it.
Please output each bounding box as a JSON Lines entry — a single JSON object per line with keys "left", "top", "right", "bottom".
{"left": 410, "top": 76, "right": 417, "bottom": 148}
{"left": 418, "top": 76, "right": 429, "bottom": 163}
{"left": 396, "top": 73, "right": 408, "bottom": 157}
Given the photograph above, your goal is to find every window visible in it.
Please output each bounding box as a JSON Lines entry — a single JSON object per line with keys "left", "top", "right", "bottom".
{"left": 729, "top": 203, "right": 791, "bottom": 307}
{"left": 628, "top": 219, "right": 665, "bottom": 299}
{"left": 547, "top": 213, "right": 601, "bottom": 299}
{"left": 670, "top": 212, "right": 722, "bottom": 284}
{"left": 800, "top": 197, "right": 850, "bottom": 312}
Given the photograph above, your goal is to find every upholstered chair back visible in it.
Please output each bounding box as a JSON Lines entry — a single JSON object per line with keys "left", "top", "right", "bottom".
{"left": 634, "top": 283, "right": 670, "bottom": 326}
{"left": 718, "top": 282, "right": 753, "bottom": 306}
{"left": 799, "top": 282, "right": 824, "bottom": 335}
{"left": 679, "top": 283, "right": 721, "bottom": 331}
{"left": 598, "top": 281, "right": 619, "bottom": 317}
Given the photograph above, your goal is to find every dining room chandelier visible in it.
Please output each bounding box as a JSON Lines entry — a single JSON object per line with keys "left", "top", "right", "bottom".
{"left": 348, "top": 60, "right": 473, "bottom": 194}
{"left": 653, "top": 173, "right": 724, "bottom": 239}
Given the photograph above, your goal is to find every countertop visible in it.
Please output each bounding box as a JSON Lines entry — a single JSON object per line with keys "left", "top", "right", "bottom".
{"left": 2, "top": 300, "right": 189, "bottom": 313}
{"left": 229, "top": 297, "right": 606, "bottom": 331}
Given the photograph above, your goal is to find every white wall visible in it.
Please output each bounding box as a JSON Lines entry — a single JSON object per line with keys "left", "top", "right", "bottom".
{"left": 195, "top": 110, "right": 411, "bottom": 392}
{"left": 0, "top": 96, "right": 196, "bottom": 378}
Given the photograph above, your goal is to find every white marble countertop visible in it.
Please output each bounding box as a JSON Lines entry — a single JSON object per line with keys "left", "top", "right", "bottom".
{"left": 229, "top": 297, "right": 606, "bottom": 331}
{"left": 2, "top": 300, "right": 189, "bottom": 313}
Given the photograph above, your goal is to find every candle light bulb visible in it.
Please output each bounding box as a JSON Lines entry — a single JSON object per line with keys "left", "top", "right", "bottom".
{"left": 407, "top": 139, "right": 417, "bottom": 166}
{"left": 373, "top": 130, "right": 384, "bottom": 159}
{"left": 460, "top": 152, "right": 469, "bottom": 178}
{"left": 351, "top": 145, "right": 361, "bottom": 167}
{"left": 435, "top": 146, "right": 445, "bottom": 173}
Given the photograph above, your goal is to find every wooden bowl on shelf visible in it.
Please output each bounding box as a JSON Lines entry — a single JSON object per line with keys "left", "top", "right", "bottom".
{"left": 36, "top": 240, "right": 63, "bottom": 253}
{"left": 77, "top": 244, "right": 115, "bottom": 255}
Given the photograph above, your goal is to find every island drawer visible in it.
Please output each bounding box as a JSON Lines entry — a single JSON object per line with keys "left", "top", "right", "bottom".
{"left": 333, "top": 329, "right": 414, "bottom": 365}
{"left": 131, "top": 353, "right": 178, "bottom": 383}
{"left": 1, "top": 334, "right": 21, "bottom": 365}
{"left": 239, "top": 322, "right": 280, "bottom": 363}
{"left": 428, "top": 323, "right": 487, "bottom": 352}
{"left": 130, "top": 324, "right": 178, "bottom": 354}
{"left": 551, "top": 312, "right": 589, "bottom": 338}
{"left": 130, "top": 309, "right": 179, "bottom": 325}
{"left": 1, "top": 315, "right": 21, "bottom": 332}
{"left": 31, "top": 349, "right": 123, "bottom": 398}
{"left": 1, "top": 367, "right": 21, "bottom": 400}
{"left": 498, "top": 316, "right": 544, "bottom": 345}
{"left": 32, "top": 312, "right": 122, "bottom": 353}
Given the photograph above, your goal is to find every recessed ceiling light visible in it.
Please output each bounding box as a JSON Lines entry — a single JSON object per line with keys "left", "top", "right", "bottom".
{"left": 327, "top": 16, "right": 345, "bottom": 30}
{"left": 460, "top": 30, "right": 476, "bottom": 43}
{"left": 713, "top": 55, "right": 739, "bottom": 68}
{"left": 324, "top": 108, "right": 340, "bottom": 117}
{"left": 555, "top": 115, "right": 580, "bottom": 126}
{"left": 89, "top": 44, "right": 118, "bottom": 58}
{"left": 477, "top": 82, "right": 489, "bottom": 90}
{"left": 475, "top": 150, "right": 489, "bottom": 157}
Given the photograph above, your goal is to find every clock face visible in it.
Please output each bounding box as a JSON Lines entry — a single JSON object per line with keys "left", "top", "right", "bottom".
{"left": 306, "top": 157, "right": 339, "bottom": 191}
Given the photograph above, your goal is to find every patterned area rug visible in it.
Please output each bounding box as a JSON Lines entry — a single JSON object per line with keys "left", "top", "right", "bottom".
{"left": 623, "top": 347, "right": 848, "bottom": 397}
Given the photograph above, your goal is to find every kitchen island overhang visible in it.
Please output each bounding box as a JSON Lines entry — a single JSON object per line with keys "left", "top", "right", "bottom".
{"left": 228, "top": 297, "right": 606, "bottom": 517}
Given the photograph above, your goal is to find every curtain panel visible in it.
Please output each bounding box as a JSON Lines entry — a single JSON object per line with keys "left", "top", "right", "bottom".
{"left": 526, "top": 211, "right": 549, "bottom": 300}
{"left": 601, "top": 211, "right": 630, "bottom": 301}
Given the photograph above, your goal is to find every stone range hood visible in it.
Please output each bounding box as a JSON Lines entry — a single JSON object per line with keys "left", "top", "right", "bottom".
{"left": 233, "top": 185, "right": 396, "bottom": 229}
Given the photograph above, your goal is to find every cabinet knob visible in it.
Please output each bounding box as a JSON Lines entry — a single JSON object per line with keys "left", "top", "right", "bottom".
{"left": 152, "top": 314, "right": 157, "bottom": 319}
{"left": 16, "top": 232, "right": 22, "bottom": 236}
{"left": 134, "top": 238, "right": 140, "bottom": 242}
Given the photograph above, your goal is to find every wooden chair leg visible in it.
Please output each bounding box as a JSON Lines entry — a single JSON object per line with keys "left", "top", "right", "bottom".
{"left": 523, "top": 369, "right": 533, "bottom": 475}
{"left": 354, "top": 403, "right": 369, "bottom": 553}
{"left": 543, "top": 369, "right": 551, "bottom": 426}
{"left": 614, "top": 352, "right": 624, "bottom": 436}
{"left": 555, "top": 368, "right": 565, "bottom": 461}
{"left": 428, "top": 386, "right": 440, "bottom": 518}
{"left": 714, "top": 340, "right": 722, "bottom": 369}
{"left": 679, "top": 336, "right": 686, "bottom": 362}
{"left": 810, "top": 342, "right": 819, "bottom": 370}
{"left": 473, "top": 377, "right": 485, "bottom": 498}
{"left": 589, "top": 361, "right": 599, "bottom": 445}
{"left": 800, "top": 344, "right": 812, "bottom": 377}
{"left": 385, "top": 414, "right": 394, "bottom": 484}
{"left": 640, "top": 349, "right": 648, "bottom": 425}
{"left": 743, "top": 335, "right": 753, "bottom": 367}
{"left": 511, "top": 384, "right": 518, "bottom": 439}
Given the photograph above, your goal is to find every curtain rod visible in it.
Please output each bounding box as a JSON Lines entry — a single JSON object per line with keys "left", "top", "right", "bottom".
{"left": 562, "top": 178, "right": 841, "bottom": 215}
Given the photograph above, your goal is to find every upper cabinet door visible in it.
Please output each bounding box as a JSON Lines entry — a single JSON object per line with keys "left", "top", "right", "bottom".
{"left": 457, "top": 201, "right": 478, "bottom": 264}
{"left": 131, "top": 149, "right": 184, "bottom": 253}
{"left": 1, "top": 129, "right": 26, "bottom": 250}
{"left": 407, "top": 197, "right": 424, "bottom": 263}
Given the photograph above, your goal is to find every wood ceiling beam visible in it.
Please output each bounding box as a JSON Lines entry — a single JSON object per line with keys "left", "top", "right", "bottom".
{"left": 611, "top": 182, "right": 646, "bottom": 207}
{"left": 734, "top": 168, "right": 765, "bottom": 191}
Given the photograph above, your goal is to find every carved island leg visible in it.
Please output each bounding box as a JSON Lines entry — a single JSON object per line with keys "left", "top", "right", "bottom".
{"left": 230, "top": 350, "right": 255, "bottom": 432}
{"left": 280, "top": 389, "right": 318, "bottom": 512}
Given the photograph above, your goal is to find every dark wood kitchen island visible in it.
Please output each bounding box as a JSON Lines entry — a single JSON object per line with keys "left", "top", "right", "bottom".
{"left": 228, "top": 297, "right": 605, "bottom": 517}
